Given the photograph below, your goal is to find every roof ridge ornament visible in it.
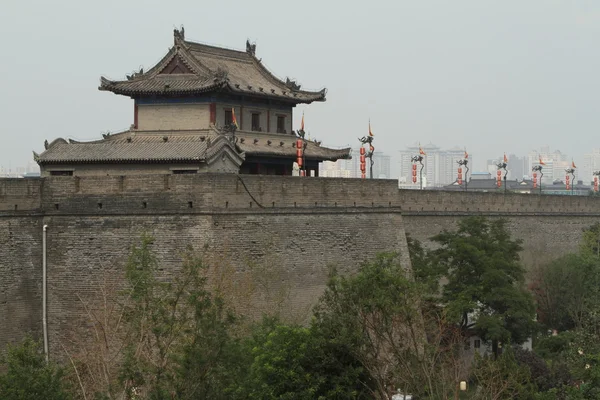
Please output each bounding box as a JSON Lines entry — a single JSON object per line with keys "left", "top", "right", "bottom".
{"left": 285, "top": 77, "right": 301, "bottom": 91}
{"left": 214, "top": 66, "right": 229, "bottom": 81}
{"left": 126, "top": 66, "right": 144, "bottom": 81}
{"left": 174, "top": 26, "right": 185, "bottom": 44}
{"left": 246, "top": 39, "right": 256, "bottom": 56}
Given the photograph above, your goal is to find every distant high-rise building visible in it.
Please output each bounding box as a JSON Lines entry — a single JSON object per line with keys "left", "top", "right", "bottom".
{"left": 582, "top": 149, "right": 600, "bottom": 184}
{"left": 527, "top": 147, "right": 571, "bottom": 183}
{"left": 398, "top": 143, "right": 468, "bottom": 187}
{"left": 319, "top": 150, "right": 391, "bottom": 179}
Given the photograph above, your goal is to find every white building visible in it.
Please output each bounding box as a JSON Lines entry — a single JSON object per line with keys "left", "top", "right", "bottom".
{"left": 319, "top": 150, "right": 391, "bottom": 179}
{"left": 526, "top": 146, "right": 573, "bottom": 184}
{"left": 582, "top": 149, "right": 600, "bottom": 184}
{"left": 399, "top": 143, "right": 468, "bottom": 187}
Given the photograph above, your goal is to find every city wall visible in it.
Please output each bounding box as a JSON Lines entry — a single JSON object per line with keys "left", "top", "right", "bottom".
{"left": 1, "top": 174, "right": 599, "bottom": 357}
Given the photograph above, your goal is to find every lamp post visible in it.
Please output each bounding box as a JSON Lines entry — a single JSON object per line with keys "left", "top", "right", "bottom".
{"left": 411, "top": 155, "right": 425, "bottom": 190}
{"left": 532, "top": 165, "right": 543, "bottom": 195}
{"left": 496, "top": 161, "right": 508, "bottom": 194}
{"left": 565, "top": 167, "right": 576, "bottom": 196}
{"left": 296, "top": 129, "right": 307, "bottom": 176}
{"left": 358, "top": 135, "right": 375, "bottom": 179}
{"left": 457, "top": 159, "right": 469, "bottom": 191}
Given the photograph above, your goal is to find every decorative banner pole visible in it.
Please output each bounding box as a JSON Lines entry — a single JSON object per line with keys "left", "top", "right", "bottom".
{"left": 496, "top": 154, "right": 508, "bottom": 194}
{"left": 359, "top": 121, "right": 375, "bottom": 179}
{"left": 565, "top": 161, "right": 576, "bottom": 195}
{"left": 457, "top": 150, "right": 469, "bottom": 191}
{"left": 295, "top": 114, "right": 307, "bottom": 176}
{"left": 411, "top": 147, "right": 425, "bottom": 190}
{"left": 594, "top": 171, "right": 600, "bottom": 193}
{"left": 532, "top": 165, "right": 543, "bottom": 195}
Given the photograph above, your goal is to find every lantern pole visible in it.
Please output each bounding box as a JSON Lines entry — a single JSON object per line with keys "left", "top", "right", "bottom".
{"left": 358, "top": 135, "right": 374, "bottom": 179}
{"left": 532, "top": 165, "right": 543, "bottom": 195}
{"left": 457, "top": 159, "right": 469, "bottom": 191}
{"left": 497, "top": 161, "right": 508, "bottom": 194}
{"left": 295, "top": 129, "right": 306, "bottom": 176}
{"left": 565, "top": 167, "right": 576, "bottom": 195}
{"left": 411, "top": 155, "right": 424, "bottom": 190}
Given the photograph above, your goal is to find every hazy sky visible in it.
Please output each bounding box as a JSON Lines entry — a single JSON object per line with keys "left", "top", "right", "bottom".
{"left": 1, "top": 0, "right": 599, "bottom": 175}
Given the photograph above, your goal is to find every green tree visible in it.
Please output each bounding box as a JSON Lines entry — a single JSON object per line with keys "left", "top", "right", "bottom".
{"left": 236, "top": 320, "right": 368, "bottom": 400}
{"left": 580, "top": 222, "right": 600, "bottom": 259}
{"left": 530, "top": 254, "right": 597, "bottom": 331}
{"left": 313, "top": 253, "right": 466, "bottom": 399}
{"left": 0, "top": 336, "right": 71, "bottom": 400}
{"left": 118, "top": 235, "right": 241, "bottom": 399}
{"left": 431, "top": 217, "right": 537, "bottom": 357}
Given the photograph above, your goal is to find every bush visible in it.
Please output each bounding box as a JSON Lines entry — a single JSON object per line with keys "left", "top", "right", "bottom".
{"left": 0, "top": 336, "right": 70, "bottom": 400}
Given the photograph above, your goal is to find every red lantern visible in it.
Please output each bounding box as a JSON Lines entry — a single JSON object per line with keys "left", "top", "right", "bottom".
{"left": 412, "top": 177, "right": 417, "bottom": 183}
{"left": 296, "top": 139, "right": 303, "bottom": 171}
{"left": 412, "top": 164, "right": 417, "bottom": 171}
{"left": 533, "top": 172, "right": 538, "bottom": 188}
{"left": 497, "top": 180, "right": 502, "bottom": 188}
{"left": 458, "top": 167, "right": 462, "bottom": 173}
{"left": 595, "top": 177, "right": 599, "bottom": 192}
{"left": 497, "top": 170, "right": 502, "bottom": 177}
{"left": 458, "top": 179, "right": 462, "bottom": 185}
{"left": 359, "top": 147, "right": 366, "bottom": 178}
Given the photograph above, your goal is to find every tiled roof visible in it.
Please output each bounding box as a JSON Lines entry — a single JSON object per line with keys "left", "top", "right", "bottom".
{"left": 99, "top": 29, "right": 326, "bottom": 104}
{"left": 36, "top": 138, "right": 210, "bottom": 164}
{"left": 35, "top": 130, "right": 351, "bottom": 164}
{"left": 235, "top": 131, "right": 351, "bottom": 161}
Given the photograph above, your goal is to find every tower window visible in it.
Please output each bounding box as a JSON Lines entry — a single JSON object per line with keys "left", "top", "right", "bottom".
{"left": 277, "top": 116, "right": 286, "bottom": 133}
{"left": 251, "top": 113, "right": 261, "bottom": 131}
{"left": 224, "top": 109, "right": 233, "bottom": 127}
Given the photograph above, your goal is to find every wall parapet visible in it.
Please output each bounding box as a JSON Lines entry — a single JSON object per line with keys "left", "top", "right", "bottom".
{"left": 1, "top": 175, "right": 600, "bottom": 216}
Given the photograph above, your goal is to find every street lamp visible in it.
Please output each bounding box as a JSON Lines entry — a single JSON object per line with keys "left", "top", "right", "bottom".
{"left": 457, "top": 158, "right": 469, "bottom": 191}
{"left": 496, "top": 157, "right": 508, "bottom": 194}
{"left": 358, "top": 135, "right": 375, "bottom": 179}
{"left": 411, "top": 155, "right": 425, "bottom": 190}
{"left": 532, "top": 165, "right": 543, "bottom": 195}
{"left": 296, "top": 129, "right": 307, "bottom": 176}
{"left": 565, "top": 166, "right": 576, "bottom": 196}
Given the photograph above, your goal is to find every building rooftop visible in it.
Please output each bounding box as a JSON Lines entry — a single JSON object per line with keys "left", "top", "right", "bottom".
{"left": 99, "top": 28, "right": 326, "bottom": 104}
{"left": 35, "top": 129, "right": 350, "bottom": 165}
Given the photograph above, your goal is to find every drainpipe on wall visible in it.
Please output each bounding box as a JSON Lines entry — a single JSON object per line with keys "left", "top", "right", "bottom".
{"left": 42, "top": 224, "right": 49, "bottom": 362}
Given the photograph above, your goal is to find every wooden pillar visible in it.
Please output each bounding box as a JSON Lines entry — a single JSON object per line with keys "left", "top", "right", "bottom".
{"left": 209, "top": 103, "right": 216, "bottom": 125}
{"left": 133, "top": 102, "right": 138, "bottom": 129}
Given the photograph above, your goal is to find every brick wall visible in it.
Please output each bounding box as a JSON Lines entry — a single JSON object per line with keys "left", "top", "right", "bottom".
{"left": 3, "top": 174, "right": 600, "bottom": 357}
{"left": 137, "top": 103, "right": 210, "bottom": 130}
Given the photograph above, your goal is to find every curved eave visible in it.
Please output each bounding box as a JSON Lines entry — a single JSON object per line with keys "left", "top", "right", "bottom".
{"left": 98, "top": 78, "right": 225, "bottom": 97}
{"left": 243, "top": 148, "right": 351, "bottom": 162}
{"left": 224, "top": 84, "right": 326, "bottom": 104}
{"left": 38, "top": 158, "right": 205, "bottom": 165}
